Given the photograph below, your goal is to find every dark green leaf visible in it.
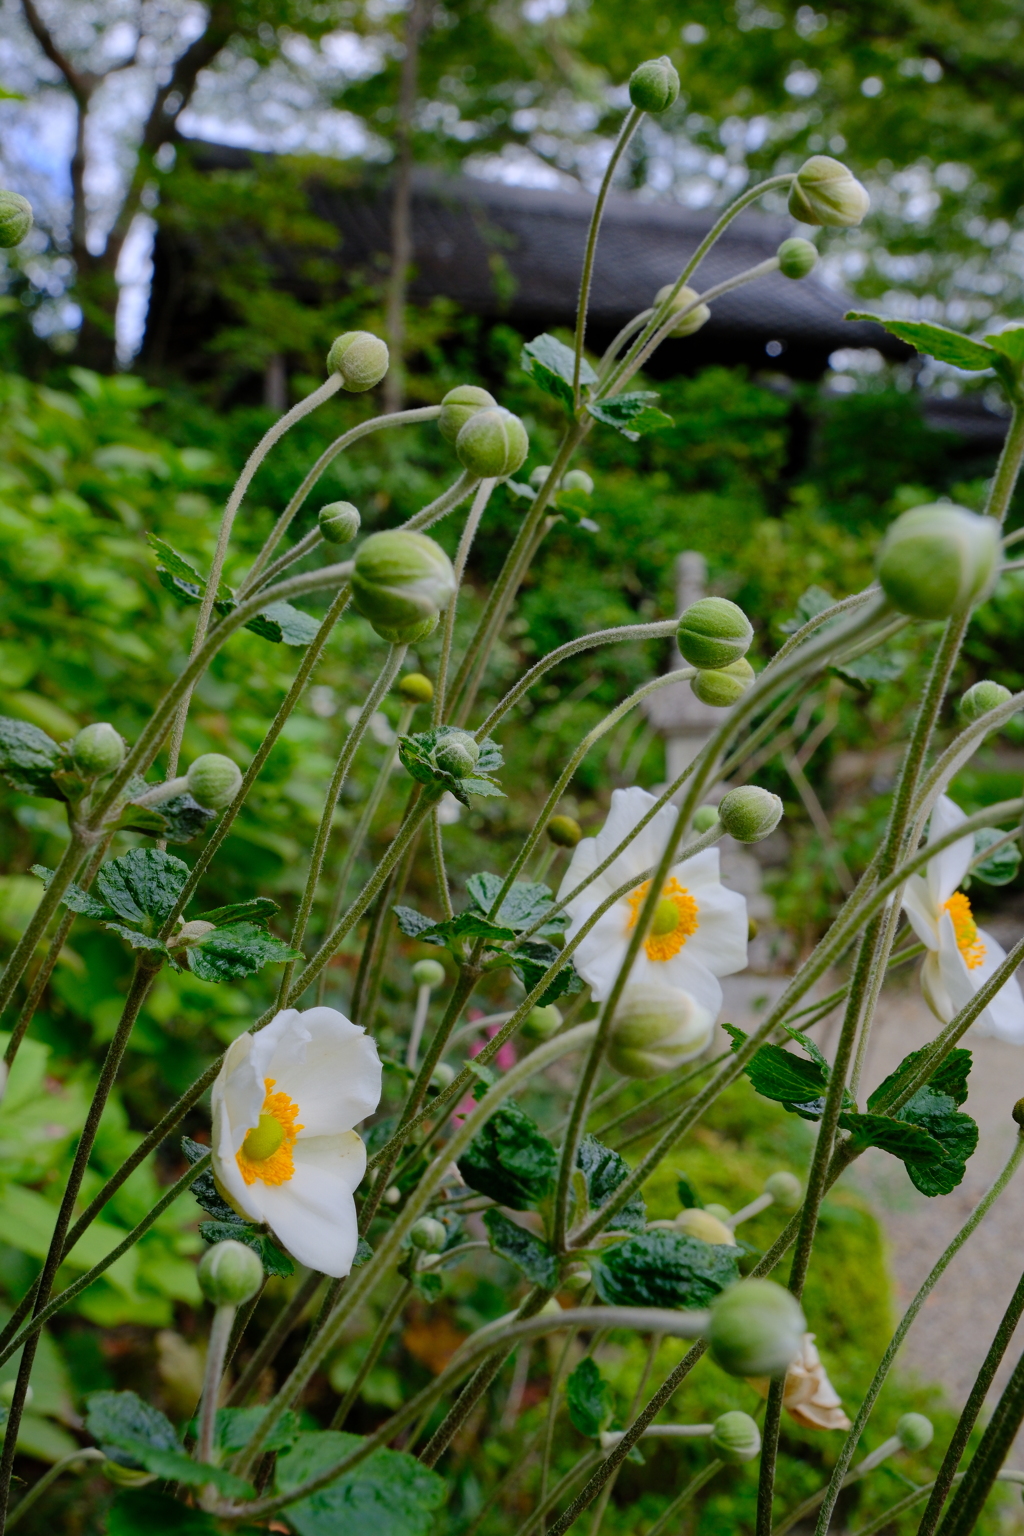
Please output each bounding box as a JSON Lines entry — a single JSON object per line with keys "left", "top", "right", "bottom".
{"left": 148, "top": 793, "right": 217, "bottom": 844}
{"left": 195, "top": 897, "right": 279, "bottom": 926}
{"left": 743, "top": 1042, "right": 828, "bottom": 1110}
{"left": 187, "top": 1406, "right": 302, "bottom": 1454}
{"left": 398, "top": 727, "right": 503, "bottom": 806}
{"left": 566, "top": 1357, "right": 614, "bottom": 1438}
{"left": 867, "top": 1046, "right": 972, "bottom": 1111}
{"left": 554, "top": 486, "right": 593, "bottom": 522}
{"left": 104, "top": 922, "right": 170, "bottom": 954}
{"left": 507, "top": 938, "right": 581, "bottom": 1006}
{"left": 484, "top": 1208, "right": 558, "bottom": 1287}
{"left": 839, "top": 1112, "right": 947, "bottom": 1163}
{"left": 125, "top": 1445, "right": 254, "bottom": 1496}
{"left": 576, "top": 1136, "right": 647, "bottom": 1232}
{"left": 677, "top": 1174, "right": 702, "bottom": 1209}
{"left": 107, "top": 1489, "right": 218, "bottom": 1536}
{"left": 778, "top": 585, "right": 837, "bottom": 636}
{"left": 181, "top": 1135, "right": 210, "bottom": 1166}
{"left": 457, "top": 1100, "right": 557, "bottom": 1210}
{"left": 86, "top": 1390, "right": 178, "bottom": 1462}
{"left": 590, "top": 1230, "right": 739, "bottom": 1309}
{"left": 148, "top": 535, "right": 205, "bottom": 589}
{"left": 353, "top": 1237, "right": 374, "bottom": 1266}
{"left": 845, "top": 314, "right": 996, "bottom": 371}
{"left": 199, "top": 1221, "right": 294, "bottom": 1277}
{"left": 972, "top": 828, "right": 1021, "bottom": 887}
{"left": 587, "top": 392, "right": 674, "bottom": 440}
{"left": 246, "top": 600, "right": 323, "bottom": 646}
{"left": 275, "top": 1430, "right": 447, "bottom": 1536}
{"left": 466, "top": 872, "right": 566, "bottom": 934}
{"left": 0, "top": 715, "right": 65, "bottom": 799}
{"left": 779, "top": 1021, "right": 830, "bottom": 1073}
{"left": 984, "top": 327, "right": 1024, "bottom": 365}
{"left": 409, "top": 909, "right": 518, "bottom": 955}
{"left": 410, "top": 1268, "right": 443, "bottom": 1301}
{"left": 31, "top": 864, "right": 110, "bottom": 919}
{"left": 521, "top": 333, "right": 596, "bottom": 411}
{"left": 114, "top": 803, "right": 174, "bottom": 836}
{"left": 96, "top": 847, "right": 189, "bottom": 927}
{"left": 393, "top": 905, "right": 437, "bottom": 939}
{"left": 186, "top": 921, "right": 300, "bottom": 982}
{"left": 459, "top": 775, "right": 505, "bottom": 799}
{"left": 188, "top": 1161, "right": 244, "bottom": 1223}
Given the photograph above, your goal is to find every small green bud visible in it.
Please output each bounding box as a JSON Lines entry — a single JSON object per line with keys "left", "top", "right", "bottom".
{"left": 960, "top": 680, "right": 1012, "bottom": 724}
{"left": 397, "top": 671, "right": 434, "bottom": 705}
{"left": 675, "top": 1208, "right": 736, "bottom": 1246}
{"left": 352, "top": 530, "right": 456, "bottom": 644}
{"left": 431, "top": 1062, "right": 455, "bottom": 1090}
{"left": 706, "top": 1278, "right": 807, "bottom": 1378}
{"left": 0, "top": 190, "right": 32, "bottom": 248}
{"left": 704, "top": 1203, "right": 732, "bottom": 1222}
{"left": 609, "top": 983, "right": 715, "bottom": 1078}
{"left": 547, "top": 814, "right": 582, "bottom": 848}
{"left": 433, "top": 728, "right": 480, "bottom": 777}
{"left": 456, "top": 407, "right": 529, "bottom": 479}
{"left": 692, "top": 805, "right": 719, "bottom": 834}
{"left": 412, "top": 958, "right": 446, "bottom": 988}
{"left": 1013, "top": 1097, "right": 1024, "bottom": 1128}
{"left": 677, "top": 596, "right": 753, "bottom": 669}
{"left": 198, "top": 1239, "right": 263, "bottom": 1306}
{"left": 71, "top": 722, "right": 125, "bottom": 778}
{"left": 655, "top": 283, "right": 711, "bottom": 338}
{"left": 877, "top": 504, "right": 1000, "bottom": 620}
{"left": 691, "top": 657, "right": 756, "bottom": 708}
{"left": 629, "top": 56, "right": 681, "bottom": 113}
{"left": 788, "top": 156, "right": 870, "bottom": 228}
{"left": 410, "top": 1216, "right": 447, "bottom": 1252}
{"left": 777, "top": 237, "right": 818, "bottom": 280}
{"left": 522, "top": 1004, "right": 563, "bottom": 1041}
{"left": 438, "top": 384, "right": 497, "bottom": 444}
{"left": 764, "top": 1171, "right": 803, "bottom": 1208}
{"left": 187, "top": 753, "right": 242, "bottom": 810}
{"left": 562, "top": 469, "right": 594, "bottom": 496}
{"left": 718, "top": 786, "right": 783, "bottom": 843}
{"left": 896, "top": 1412, "right": 934, "bottom": 1452}
{"left": 529, "top": 464, "right": 553, "bottom": 490}
{"left": 326, "top": 331, "right": 389, "bottom": 391}
{"left": 710, "top": 1410, "right": 762, "bottom": 1464}
{"left": 318, "top": 500, "right": 361, "bottom": 544}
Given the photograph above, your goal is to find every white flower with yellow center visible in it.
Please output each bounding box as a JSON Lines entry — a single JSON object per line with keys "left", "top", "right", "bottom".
{"left": 211, "top": 1006, "right": 382, "bottom": 1278}
{"left": 901, "top": 795, "right": 1024, "bottom": 1043}
{"left": 558, "top": 786, "right": 748, "bottom": 1014}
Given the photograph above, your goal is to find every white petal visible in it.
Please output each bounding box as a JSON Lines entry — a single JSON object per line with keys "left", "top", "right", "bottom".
{"left": 256, "top": 1131, "right": 366, "bottom": 1277}
{"left": 211, "top": 1065, "right": 264, "bottom": 1224}
{"left": 218, "top": 1029, "right": 265, "bottom": 1147}
{"left": 926, "top": 796, "right": 973, "bottom": 907}
{"left": 570, "top": 910, "right": 633, "bottom": 1001}
{"left": 633, "top": 952, "right": 724, "bottom": 1017}
{"left": 901, "top": 875, "right": 939, "bottom": 949}
{"left": 590, "top": 787, "right": 677, "bottom": 888}
{"left": 961, "top": 928, "right": 1024, "bottom": 1043}
{"left": 672, "top": 846, "right": 722, "bottom": 889}
{"left": 558, "top": 835, "right": 601, "bottom": 903}
{"left": 675, "top": 883, "right": 748, "bottom": 978}
{"left": 920, "top": 948, "right": 954, "bottom": 1024}
{"left": 250, "top": 1008, "right": 311, "bottom": 1087}
{"left": 268, "top": 1007, "right": 382, "bottom": 1135}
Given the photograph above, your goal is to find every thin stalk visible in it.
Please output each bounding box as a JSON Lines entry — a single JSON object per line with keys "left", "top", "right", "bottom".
{"left": 331, "top": 1279, "right": 412, "bottom": 1430}
{"left": 407, "top": 983, "right": 433, "bottom": 1070}
{"left": 5, "top": 1449, "right": 104, "bottom": 1530}
{"left": 572, "top": 106, "right": 643, "bottom": 407}
{"left": 933, "top": 1343, "right": 1024, "bottom": 1536}
{"left": 596, "top": 310, "right": 652, "bottom": 381}
{"left": 198, "top": 1304, "right": 235, "bottom": 1468}
{"left": 643, "top": 1460, "right": 724, "bottom": 1536}
{"left": 226, "top": 1268, "right": 322, "bottom": 1407}
{"left": 461, "top": 1426, "right": 545, "bottom": 1536}
{"left": 429, "top": 806, "right": 454, "bottom": 920}
{"left": 433, "top": 479, "right": 495, "bottom": 725}
{"left": 0, "top": 829, "right": 90, "bottom": 1022}
{"left": 622, "top": 257, "right": 782, "bottom": 383}
{"left": 248, "top": 526, "right": 323, "bottom": 592}
{"left": 518, "top": 1452, "right": 605, "bottom": 1536}
{"left": 984, "top": 400, "right": 1024, "bottom": 526}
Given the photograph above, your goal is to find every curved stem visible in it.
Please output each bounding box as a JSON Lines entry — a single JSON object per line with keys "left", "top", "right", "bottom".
{"left": 572, "top": 106, "right": 643, "bottom": 407}
{"left": 6, "top": 1449, "right": 105, "bottom": 1530}
{"left": 249, "top": 527, "right": 324, "bottom": 592}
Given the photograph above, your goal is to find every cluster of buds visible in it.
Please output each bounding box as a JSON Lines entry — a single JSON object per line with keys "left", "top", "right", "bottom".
{"left": 437, "top": 386, "right": 529, "bottom": 478}
{"left": 676, "top": 597, "right": 759, "bottom": 707}
{"left": 351, "top": 529, "right": 456, "bottom": 644}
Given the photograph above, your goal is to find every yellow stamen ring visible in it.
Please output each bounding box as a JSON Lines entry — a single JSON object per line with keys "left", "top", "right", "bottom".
{"left": 626, "top": 877, "right": 700, "bottom": 962}
{"left": 943, "top": 891, "right": 986, "bottom": 971}
{"left": 236, "top": 1078, "right": 303, "bottom": 1186}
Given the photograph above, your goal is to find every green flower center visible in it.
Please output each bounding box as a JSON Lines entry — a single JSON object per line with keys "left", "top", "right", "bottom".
{"left": 651, "top": 898, "right": 682, "bottom": 937}
{"left": 242, "top": 1113, "right": 286, "bottom": 1163}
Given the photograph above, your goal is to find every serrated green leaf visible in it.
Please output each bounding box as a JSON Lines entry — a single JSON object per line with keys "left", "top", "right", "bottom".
{"left": 107, "top": 1489, "right": 218, "bottom": 1536}
{"left": 196, "top": 897, "right": 279, "bottom": 926}
{"left": 845, "top": 314, "right": 996, "bottom": 371}
{"left": 186, "top": 1154, "right": 244, "bottom": 1223}
{"left": 466, "top": 872, "right": 566, "bottom": 933}
{"left": 983, "top": 326, "right": 1024, "bottom": 365}
{"left": 275, "top": 1430, "right": 447, "bottom": 1536}
{"left": 577, "top": 1135, "right": 647, "bottom": 1232}
{"left": 779, "top": 1020, "right": 829, "bottom": 1072}
{"left": 971, "top": 828, "right": 1022, "bottom": 887}
{"left": 484, "top": 1207, "right": 558, "bottom": 1286}
{"left": 460, "top": 774, "right": 505, "bottom": 799}
{"left": 839, "top": 1110, "right": 947, "bottom": 1162}
{"left": 199, "top": 1221, "right": 294, "bottom": 1276}
{"left": 0, "top": 715, "right": 65, "bottom": 799}
{"left": 590, "top": 1230, "right": 739, "bottom": 1309}
{"left": 406, "top": 909, "right": 518, "bottom": 956}
{"left": 566, "top": 1357, "right": 614, "bottom": 1438}
{"left": 743, "top": 1042, "right": 828, "bottom": 1108}
{"left": 96, "top": 847, "right": 189, "bottom": 927}
{"left": 398, "top": 727, "right": 503, "bottom": 805}
{"left": 186, "top": 921, "right": 300, "bottom": 982}
{"left": 129, "top": 1444, "right": 254, "bottom": 1496}
{"left": 508, "top": 939, "right": 582, "bottom": 1006}
{"left": 521, "top": 333, "right": 596, "bottom": 410}
{"left": 247, "top": 600, "right": 323, "bottom": 646}
{"left": 187, "top": 1406, "right": 302, "bottom": 1454}
{"left": 151, "top": 793, "right": 217, "bottom": 844}
{"left": 104, "top": 922, "right": 170, "bottom": 954}
{"left": 867, "top": 1046, "right": 973, "bottom": 1111}
{"left": 457, "top": 1100, "right": 557, "bottom": 1210}
{"left": 86, "top": 1390, "right": 178, "bottom": 1461}
{"left": 31, "top": 864, "right": 111, "bottom": 919}
{"left": 587, "top": 392, "right": 674, "bottom": 440}
{"left": 113, "top": 802, "right": 173, "bottom": 836}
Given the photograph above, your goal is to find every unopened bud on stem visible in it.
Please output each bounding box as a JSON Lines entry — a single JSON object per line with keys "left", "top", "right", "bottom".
{"left": 352, "top": 530, "right": 456, "bottom": 644}
{"left": 896, "top": 1412, "right": 934, "bottom": 1452}
{"left": 960, "top": 680, "right": 1012, "bottom": 724}
{"left": 629, "top": 56, "right": 680, "bottom": 113}
{"left": 198, "top": 1239, "right": 263, "bottom": 1307}
{"left": 412, "top": 958, "right": 446, "bottom": 988}
{"left": 692, "top": 657, "right": 755, "bottom": 707}
{"left": 677, "top": 597, "right": 753, "bottom": 669}
{"left": 522, "top": 1004, "right": 562, "bottom": 1041}
{"left": 692, "top": 805, "right": 719, "bottom": 834}
{"left": 410, "top": 1216, "right": 447, "bottom": 1252}
{"left": 877, "top": 504, "right": 1000, "bottom": 620}
{"left": 777, "top": 237, "right": 818, "bottom": 279}
{"left": 547, "top": 814, "right": 582, "bottom": 847}
{"left": 710, "top": 1410, "right": 762, "bottom": 1463}
{"left": 609, "top": 983, "right": 715, "bottom": 1078}
{"left": 706, "top": 1278, "right": 807, "bottom": 1377}
{"left": 326, "top": 331, "right": 389, "bottom": 391}
{"left": 0, "top": 190, "right": 32, "bottom": 248}
{"left": 433, "top": 729, "right": 480, "bottom": 778}
{"left": 397, "top": 672, "right": 433, "bottom": 705}
{"left": 71, "top": 722, "right": 125, "bottom": 778}
{"left": 318, "top": 501, "right": 361, "bottom": 545}
{"left": 764, "top": 1171, "right": 803, "bottom": 1208}
{"left": 456, "top": 407, "right": 529, "bottom": 478}
{"left": 788, "top": 156, "right": 870, "bottom": 227}
{"left": 718, "top": 786, "right": 783, "bottom": 843}
{"left": 439, "top": 385, "right": 497, "bottom": 444}
{"left": 188, "top": 754, "right": 242, "bottom": 810}
{"left": 655, "top": 284, "right": 711, "bottom": 338}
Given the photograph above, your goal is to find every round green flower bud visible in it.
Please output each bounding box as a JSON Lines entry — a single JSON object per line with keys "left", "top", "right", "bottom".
{"left": 877, "top": 504, "right": 1000, "bottom": 621}
{"left": 326, "top": 331, "right": 389, "bottom": 391}
{"left": 438, "top": 384, "right": 497, "bottom": 445}
{"left": 529, "top": 464, "right": 553, "bottom": 490}
{"left": 655, "top": 283, "right": 711, "bottom": 338}
{"left": 198, "top": 1239, "right": 263, "bottom": 1307}
{"left": 764, "top": 1171, "right": 803, "bottom": 1209}
{"left": 1013, "top": 1097, "right": 1024, "bottom": 1128}
{"left": 960, "top": 680, "right": 1012, "bottom": 724}
{"left": 706, "top": 1278, "right": 807, "bottom": 1379}
{"left": 352, "top": 529, "right": 456, "bottom": 644}
{"left": 318, "top": 500, "right": 361, "bottom": 545}
{"left": 412, "top": 958, "right": 446, "bottom": 988}
{"left": 71, "top": 722, "right": 125, "bottom": 778}
{"left": 692, "top": 805, "right": 719, "bottom": 834}
{"left": 547, "top": 814, "right": 582, "bottom": 848}
{"left": 718, "top": 786, "right": 783, "bottom": 843}
{"left": 711, "top": 1410, "right": 762, "bottom": 1464}
{"left": 433, "top": 728, "right": 480, "bottom": 778}
{"left": 788, "top": 156, "right": 870, "bottom": 228}
{"left": 777, "top": 237, "right": 818, "bottom": 280}
{"left": 397, "top": 671, "right": 434, "bottom": 705}
{"left": 896, "top": 1412, "right": 934, "bottom": 1452}
{"left": 187, "top": 753, "right": 243, "bottom": 811}
{"left": 410, "top": 1216, "right": 447, "bottom": 1252}
{"left": 609, "top": 983, "right": 715, "bottom": 1078}
{"left": 692, "top": 657, "right": 756, "bottom": 708}
{"left": 629, "top": 56, "right": 681, "bottom": 113}
{"left": 704, "top": 1203, "right": 732, "bottom": 1223}
{"left": 677, "top": 597, "right": 753, "bottom": 669}
{"left": 522, "top": 1004, "right": 563, "bottom": 1041}
{"left": 675, "top": 1208, "right": 736, "bottom": 1246}
{"left": 0, "top": 191, "right": 32, "bottom": 249}
{"left": 456, "top": 407, "right": 529, "bottom": 479}
{"left": 562, "top": 469, "right": 594, "bottom": 496}
{"left": 431, "top": 1062, "right": 455, "bottom": 1090}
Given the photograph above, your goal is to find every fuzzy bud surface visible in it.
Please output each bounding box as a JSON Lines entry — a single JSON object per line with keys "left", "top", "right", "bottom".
{"left": 547, "top": 814, "right": 582, "bottom": 847}
{"left": 352, "top": 530, "right": 456, "bottom": 644}
{"left": 198, "top": 1239, "right": 263, "bottom": 1307}
{"left": 877, "top": 504, "right": 1000, "bottom": 620}
{"left": 896, "top": 1412, "right": 934, "bottom": 1451}
{"left": 960, "top": 680, "right": 1012, "bottom": 723}
{"left": 188, "top": 754, "right": 242, "bottom": 810}
{"left": 318, "top": 501, "right": 361, "bottom": 544}
{"left": 655, "top": 284, "right": 711, "bottom": 337}
{"left": 71, "top": 722, "right": 125, "bottom": 778}
{"left": 456, "top": 407, "right": 529, "bottom": 478}
{"left": 410, "top": 1216, "right": 447, "bottom": 1252}
{"left": 609, "top": 983, "right": 715, "bottom": 1078}
{"left": 764, "top": 1171, "right": 803, "bottom": 1208}
{"left": 397, "top": 672, "right": 434, "bottom": 704}
{"left": 788, "top": 156, "right": 870, "bottom": 227}
{"left": 707, "top": 1278, "right": 807, "bottom": 1378}
{"left": 777, "top": 237, "right": 818, "bottom": 279}
{"left": 439, "top": 384, "right": 497, "bottom": 444}
{"left": 677, "top": 597, "right": 753, "bottom": 669}
{"left": 412, "top": 958, "right": 446, "bottom": 988}
{"left": 522, "top": 1004, "right": 563, "bottom": 1041}
{"left": 629, "top": 56, "right": 680, "bottom": 113}
{"left": 326, "top": 331, "right": 389, "bottom": 391}
{"left": 692, "top": 657, "right": 755, "bottom": 707}
{"left": 0, "top": 191, "right": 32, "bottom": 248}
{"left": 711, "top": 1410, "right": 762, "bottom": 1463}
{"left": 718, "top": 786, "right": 783, "bottom": 843}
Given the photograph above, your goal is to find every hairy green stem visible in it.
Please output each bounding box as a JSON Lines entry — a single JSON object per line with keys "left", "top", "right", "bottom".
{"left": 572, "top": 106, "right": 642, "bottom": 406}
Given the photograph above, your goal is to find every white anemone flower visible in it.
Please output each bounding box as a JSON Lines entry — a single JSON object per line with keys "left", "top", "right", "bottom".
{"left": 211, "top": 1006, "right": 382, "bottom": 1277}
{"left": 901, "top": 795, "right": 1024, "bottom": 1043}
{"left": 558, "top": 787, "right": 748, "bottom": 1014}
